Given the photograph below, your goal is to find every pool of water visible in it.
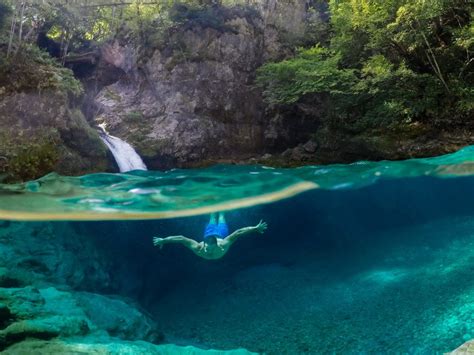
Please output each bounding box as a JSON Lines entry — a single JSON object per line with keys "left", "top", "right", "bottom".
{"left": 2, "top": 148, "right": 474, "bottom": 353}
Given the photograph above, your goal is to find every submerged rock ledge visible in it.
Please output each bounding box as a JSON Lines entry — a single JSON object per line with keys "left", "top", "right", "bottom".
{"left": 0, "top": 285, "right": 255, "bottom": 354}
{"left": 3, "top": 338, "right": 256, "bottom": 355}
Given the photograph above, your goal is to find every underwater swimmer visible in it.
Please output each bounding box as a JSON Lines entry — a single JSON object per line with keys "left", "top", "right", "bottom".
{"left": 153, "top": 213, "right": 268, "bottom": 260}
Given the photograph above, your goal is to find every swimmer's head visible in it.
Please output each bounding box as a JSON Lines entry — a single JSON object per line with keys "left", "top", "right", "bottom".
{"left": 203, "top": 235, "right": 218, "bottom": 245}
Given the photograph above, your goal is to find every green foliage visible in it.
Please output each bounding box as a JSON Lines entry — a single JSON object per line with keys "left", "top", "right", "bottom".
{"left": 169, "top": 2, "right": 257, "bottom": 33}
{"left": 0, "top": 129, "right": 60, "bottom": 183}
{"left": 0, "top": 0, "right": 11, "bottom": 30}
{"left": 302, "top": 2, "right": 331, "bottom": 47}
{"left": 257, "top": 0, "right": 474, "bottom": 130}
{"left": 353, "top": 56, "right": 443, "bottom": 127}
{"left": 124, "top": 111, "right": 144, "bottom": 123}
{"left": 256, "top": 46, "right": 357, "bottom": 104}
{"left": 170, "top": 3, "right": 226, "bottom": 30}
{"left": 0, "top": 45, "right": 83, "bottom": 97}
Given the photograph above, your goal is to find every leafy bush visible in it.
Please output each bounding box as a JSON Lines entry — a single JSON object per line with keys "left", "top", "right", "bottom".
{"left": 0, "top": 129, "right": 60, "bottom": 183}
{"left": 257, "top": 0, "right": 474, "bottom": 130}
{"left": 169, "top": 2, "right": 258, "bottom": 33}
{"left": 256, "top": 46, "right": 357, "bottom": 104}
{"left": 0, "top": 44, "right": 83, "bottom": 97}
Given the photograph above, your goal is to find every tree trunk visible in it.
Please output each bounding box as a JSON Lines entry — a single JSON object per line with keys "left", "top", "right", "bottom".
{"left": 15, "top": 1, "right": 26, "bottom": 55}
{"left": 12, "top": 1, "right": 27, "bottom": 57}
{"left": 7, "top": 4, "right": 18, "bottom": 58}
{"left": 420, "top": 30, "right": 450, "bottom": 93}
{"left": 62, "top": 32, "right": 71, "bottom": 66}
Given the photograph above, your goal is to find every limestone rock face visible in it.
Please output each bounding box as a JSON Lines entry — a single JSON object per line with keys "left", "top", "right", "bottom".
{"left": 0, "top": 91, "right": 108, "bottom": 181}
{"left": 94, "top": 3, "right": 317, "bottom": 170}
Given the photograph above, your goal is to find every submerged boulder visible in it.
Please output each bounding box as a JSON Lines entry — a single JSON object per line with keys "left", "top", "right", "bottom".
{"left": 0, "top": 284, "right": 255, "bottom": 354}
{"left": 0, "top": 286, "right": 163, "bottom": 351}
{"left": 74, "top": 292, "right": 162, "bottom": 343}
{"left": 0, "top": 222, "right": 112, "bottom": 291}
{"left": 2, "top": 337, "right": 257, "bottom": 355}
{"left": 450, "top": 339, "right": 474, "bottom": 354}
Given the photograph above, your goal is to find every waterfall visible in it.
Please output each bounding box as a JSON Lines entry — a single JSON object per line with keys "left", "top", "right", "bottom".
{"left": 98, "top": 125, "right": 147, "bottom": 173}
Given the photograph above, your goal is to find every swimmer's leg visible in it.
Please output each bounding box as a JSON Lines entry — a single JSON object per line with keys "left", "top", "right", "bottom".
{"left": 209, "top": 213, "right": 217, "bottom": 225}
{"left": 204, "top": 213, "right": 218, "bottom": 239}
{"left": 217, "top": 212, "right": 229, "bottom": 238}
{"left": 218, "top": 212, "right": 226, "bottom": 224}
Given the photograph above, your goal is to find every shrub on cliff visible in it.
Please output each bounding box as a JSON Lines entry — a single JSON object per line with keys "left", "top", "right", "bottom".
{"left": 169, "top": 2, "right": 258, "bottom": 33}
{"left": 257, "top": 0, "right": 474, "bottom": 131}
{"left": 0, "top": 45, "right": 83, "bottom": 98}
{"left": 0, "top": 129, "right": 60, "bottom": 183}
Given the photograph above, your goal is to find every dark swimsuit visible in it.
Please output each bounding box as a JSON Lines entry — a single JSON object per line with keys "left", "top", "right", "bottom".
{"left": 204, "top": 221, "right": 229, "bottom": 239}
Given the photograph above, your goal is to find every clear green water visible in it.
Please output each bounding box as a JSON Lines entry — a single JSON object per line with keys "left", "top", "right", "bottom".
{"left": 1, "top": 146, "right": 474, "bottom": 220}
{"left": 2, "top": 147, "right": 474, "bottom": 353}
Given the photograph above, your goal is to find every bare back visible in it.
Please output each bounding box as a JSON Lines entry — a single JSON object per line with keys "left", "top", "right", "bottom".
{"left": 190, "top": 239, "right": 233, "bottom": 260}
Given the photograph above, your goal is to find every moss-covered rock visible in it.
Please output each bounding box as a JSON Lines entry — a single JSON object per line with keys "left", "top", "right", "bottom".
{"left": 0, "top": 92, "right": 108, "bottom": 182}
{"left": 0, "top": 43, "right": 109, "bottom": 181}
{"left": 0, "top": 286, "right": 164, "bottom": 351}
{"left": 0, "top": 45, "right": 82, "bottom": 98}
{"left": 3, "top": 337, "right": 257, "bottom": 355}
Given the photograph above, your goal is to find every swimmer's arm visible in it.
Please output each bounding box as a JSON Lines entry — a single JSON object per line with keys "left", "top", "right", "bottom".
{"left": 224, "top": 220, "right": 268, "bottom": 245}
{"left": 153, "top": 235, "right": 200, "bottom": 250}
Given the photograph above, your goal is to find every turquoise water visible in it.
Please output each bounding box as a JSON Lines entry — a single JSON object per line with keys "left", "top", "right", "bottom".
{"left": 1, "top": 146, "right": 474, "bottom": 220}
{"left": 2, "top": 148, "right": 474, "bottom": 353}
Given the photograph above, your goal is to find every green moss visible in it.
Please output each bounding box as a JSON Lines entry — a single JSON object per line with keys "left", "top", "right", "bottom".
{"left": 0, "top": 108, "right": 109, "bottom": 182}
{"left": 0, "top": 45, "right": 83, "bottom": 98}
{"left": 52, "top": 109, "right": 108, "bottom": 176}
{"left": 164, "top": 46, "right": 193, "bottom": 70}
{"left": 103, "top": 88, "right": 122, "bottom": 102}
{"left": 0, "top": 129, "right": 61, "bottom": 183}
{"left": 67, "top": 109, "right": 107, "bottom": 154}
{"left": 123, "top": 111, "right": 144, "bottom": 123}
{"left": 170, "top": 3, "right": 231, "bottom": 33}
{"left": 116, "top": 110, "right": 158, "bottom": 157}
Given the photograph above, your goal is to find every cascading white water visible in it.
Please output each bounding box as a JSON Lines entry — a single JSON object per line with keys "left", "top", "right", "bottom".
{"left": 98, "top": 125, "right": 147, "bottom": 172}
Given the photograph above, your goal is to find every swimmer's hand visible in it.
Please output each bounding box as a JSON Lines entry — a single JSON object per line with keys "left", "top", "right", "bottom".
{"left": 153, "top": 237, "right": 164, "bottom": 249}
{"left": 255, "top": 220, "right": 268, "bottom": 234}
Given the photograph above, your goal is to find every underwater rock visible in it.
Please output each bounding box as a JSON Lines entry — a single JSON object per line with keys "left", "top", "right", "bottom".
{"left": 0, "top": 283, "right": 251, "bottom": 353}
{"left": 450, "top": 339, "right": 474, "bottom": 353}
{"left": 0, "top": 286, "right": 163, "bottom": 351}
{"left": 0, "top": 223, "right": 112, "bottom": 291}
{"left": 74, "top": 292, "right": 162, "bottom": 343}
{"left": 2, "top": 337, "right": 257, "bottom": 355}
{"left": 0, "top": 267, "right": 27, "bottom": 288}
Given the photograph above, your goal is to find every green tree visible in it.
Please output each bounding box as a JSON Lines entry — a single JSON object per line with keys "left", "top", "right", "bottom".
{"left": 0, "top": 0, "right": 11, "bottom": 30}
{"left": 257, "top": 0, "right": 474, "bottom": 129}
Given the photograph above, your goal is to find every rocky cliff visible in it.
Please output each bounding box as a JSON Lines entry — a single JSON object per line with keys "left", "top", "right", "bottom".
{"left": 0, "top": 46, "right": 110, "bottom": 182}
{"left": 93, "top": 1, "right": 319, "bottom": 170}
{"left": 2, "top": 0, "right": 471, "bottom": 180}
